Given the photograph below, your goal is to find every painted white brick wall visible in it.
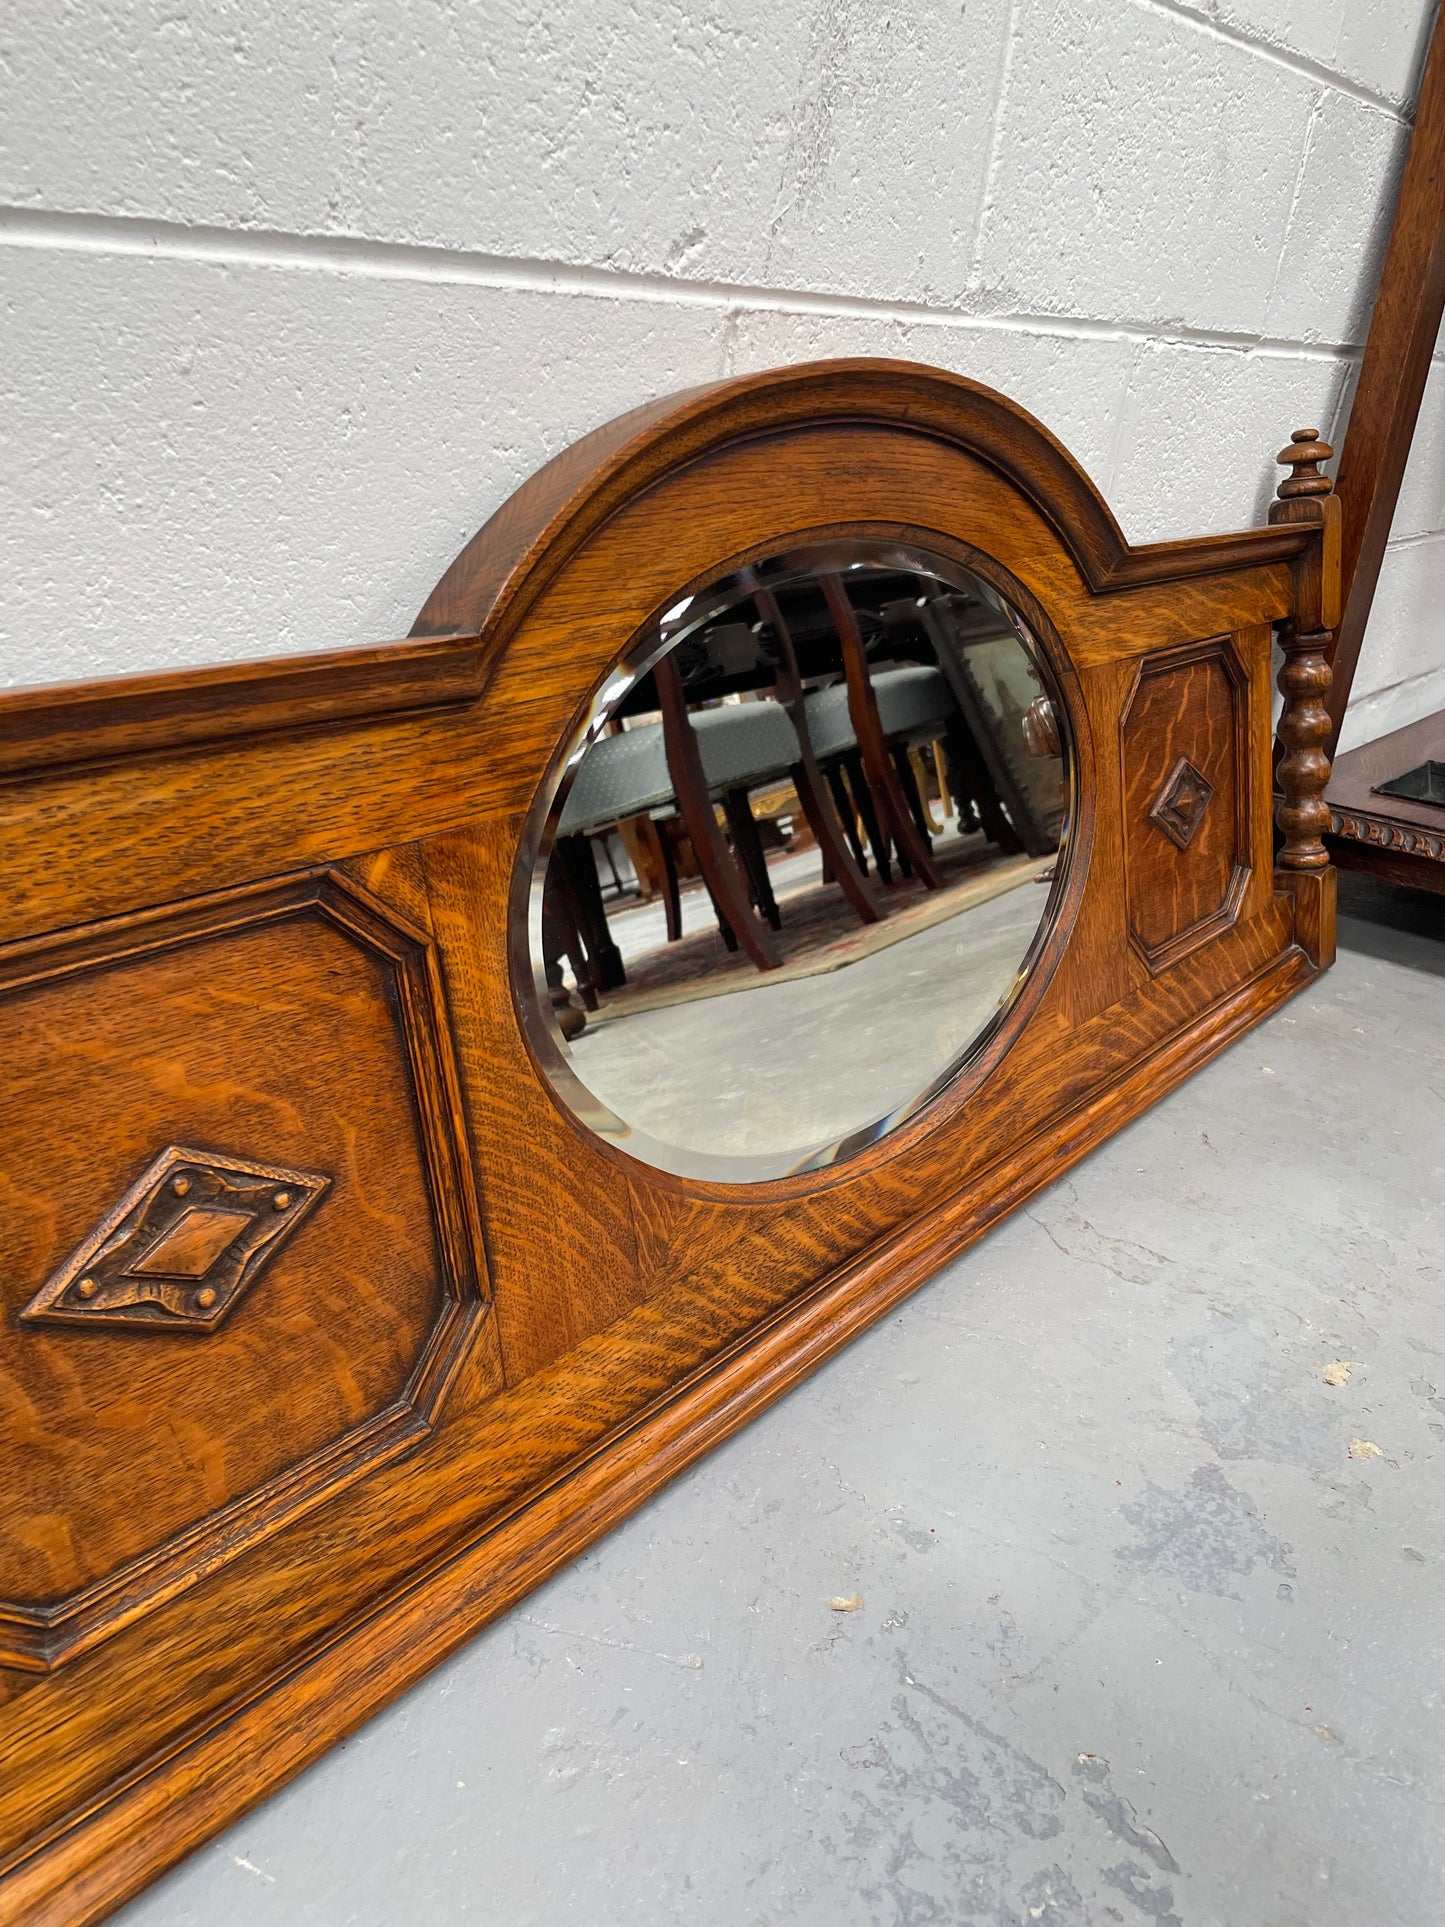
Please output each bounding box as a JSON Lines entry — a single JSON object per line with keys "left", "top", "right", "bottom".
{"left": 0, "top": 0, "right": 1439, "bottom": 749}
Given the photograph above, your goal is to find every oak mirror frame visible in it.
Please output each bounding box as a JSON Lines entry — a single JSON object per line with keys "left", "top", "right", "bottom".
{"left": 0, "top": 359, "right": 1337, "bottom": 1927}
{"left": 515, "top": 529, "right": 1080, "bottom": 1185}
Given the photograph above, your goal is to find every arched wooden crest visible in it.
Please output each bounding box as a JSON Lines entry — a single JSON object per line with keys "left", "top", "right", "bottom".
{"left": 0, "top": 360, "right": 1335, "bottom": 1924}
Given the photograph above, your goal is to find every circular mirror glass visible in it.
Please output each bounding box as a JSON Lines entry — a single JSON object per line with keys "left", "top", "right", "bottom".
{"left": 518, "top": 539, "right": 1073, "bottom": 1182}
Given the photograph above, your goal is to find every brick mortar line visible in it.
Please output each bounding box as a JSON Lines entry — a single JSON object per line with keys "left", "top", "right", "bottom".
{"left": 0, "top": 205, "right": 1374, "bottom": 363}
{"left": 1131, "top": 0, "right": 1415, "bottom": 120}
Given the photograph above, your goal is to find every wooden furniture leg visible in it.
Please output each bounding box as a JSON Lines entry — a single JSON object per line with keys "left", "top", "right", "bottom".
{"left": 540, "top": 889, "right": 566, "bottom": 995}
{"left": 1277, "top": 622, "right": 1335, "bottom": 870}
{"left": 1268, "top": 429, "right": 1340, "bottom": 870}
{"left": 540, "top": 890, "right": 588, "bottom": 1040}
{"left": 911, "top": 747, "right": 943, "bottom": 830}
{"left": 892, "top": 744, "right": 935, "bottom": 845}
{"left": 753, "top": 587, "right": 884, "bottom": 926}
{"left": 555, "top": 833, "right": 626, "bottom": 990}
{"left": 723, "top": 787, "right": 782, "bottom": 929}
{"left": 944, "top": 714, "right": 1024, "bottom": 855}
{"left": 543, "top": 859, "right": 600, "bottom": 1011}
{"left": 612, "top": 816, "right": 654, "bottom": 901}
{"left": 823, "top": 760, "right": 870, "bottom": 874}
{"left": 821, "top": 574, "right": 942, "bottom": 889}
{"left": 841, "top": 748, "right": 890, "bottom": 882}
{"left": 1269, "top": 432, "right": 1340, "bottom": 945}
{"left": 931, "top": 740, "right": 953, "bottom": 824}
{"left": 706, "top": 882, "right": 739, "bottom": 951}
{"left": 654, "top": 652, "right": 781, "bottom": 972}
{"left": 645, "top": 818, "right": 683, "bottom": 941}
{"left": 1324, "top": 2, "right": 1445, "bottom": 754}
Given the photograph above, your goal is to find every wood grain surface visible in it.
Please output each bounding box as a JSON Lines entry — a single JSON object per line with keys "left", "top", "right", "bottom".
{"left": 0, "top": 359, "right": 1334, "bottom": 1925}
{"left": 1121, "top": 635, "right": 1251, "bottom": 971}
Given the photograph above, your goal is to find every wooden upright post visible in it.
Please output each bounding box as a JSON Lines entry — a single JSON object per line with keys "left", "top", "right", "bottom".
{"left": 1270, "top": 427, "right": 1341, "bottom": 966}
{"left": 1271, "top": 431, "right": 1340, "bottom": 875}
{"left": 1325, "top": 6, "right": 1445, "bottom": 754}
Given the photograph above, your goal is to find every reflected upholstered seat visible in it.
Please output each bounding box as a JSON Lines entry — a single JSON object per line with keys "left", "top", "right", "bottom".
{"left": 548, "top": 697, "right": 805, "bottom": 1007}
{"left": 800, "top": 664, "right": 960, "bottom": 888}
{"left": 803, "top": 664, "right": 956, "bottom": 760}
{"left": 557, "top": 700, "right": 801, "bottom": 838}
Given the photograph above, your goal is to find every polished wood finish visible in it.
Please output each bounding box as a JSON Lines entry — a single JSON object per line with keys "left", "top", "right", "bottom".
{"left": 1270, "top": 433, "right": 1340, "bottom": 871}
{"left": 1325, "top": 709, "right": 1445, "bottom": 893}
{"left": 0, "top": 868, "right": 490, "bottom": 1679}
{"left": 1276, "top": 626, "right": 1335, "bottom": 869}
{"left": 1121, "top": 634, "right": 1252, "bottom": 971}
{"left": 0, "top": 359, "right": 1334, "bottom": 1926}
{"left": 1312, "top": 11, "right": 1445, "bottom": 884}
{"left": 1325, "top": 2, "right": 1445, "bottom": 750}
{"left": 0, "top": 632, "right": 493, "bottom": 779}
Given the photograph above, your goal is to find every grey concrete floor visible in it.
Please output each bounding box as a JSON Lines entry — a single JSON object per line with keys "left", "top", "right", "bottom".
{"left": 116, "top": 877, "right": 1445, "bottom": 1927}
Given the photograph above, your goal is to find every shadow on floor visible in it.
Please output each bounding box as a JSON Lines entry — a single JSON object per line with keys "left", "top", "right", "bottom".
{"left": 1336, "top": 869, "right": 1445, "bottom": 978}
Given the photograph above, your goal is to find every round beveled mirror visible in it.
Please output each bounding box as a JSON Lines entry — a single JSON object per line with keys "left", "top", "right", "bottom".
{"left": 517, "top": 538, "right": 1073, "bottom": 1181}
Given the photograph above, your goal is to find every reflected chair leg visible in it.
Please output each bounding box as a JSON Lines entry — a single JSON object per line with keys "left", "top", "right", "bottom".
{"left": 556, "top": 833, "right": 626, "bottom": 990}
{"left": 705, "top": 880, "right": 739, "bottom": 952}
{"left": 540, "top": 892, "right": 566, "bottom": 995}
{"left": 893, "top": 744, "right": 934, "bottom": 844}
{"left": 655, "top": 652, "right": 781, "bottom": 972}
{"left": 647, "top": 819, "right": 683, "bottom": 942}
{"left": 752, "top": 586, "right": 884, "bottom": 927}
{"left": 842, "top": 749, "right": 891, "bottom": 885}
{"left": 613, "top": 816, "right": 654, "bottom": 901}
{"left": 824, "top": 761, "right": 869, "bottom": 874}
{"left": 545, "top": 860, "right": 599, "bottom": 1011}
{"left": 786, "top": 757, "right": 888, "bottom": 919}
{"left": 931, "top": 740, "right": 953, "bottom": 824}
{"left": 944, "top": 739, "right": 981, "bottom": 835}
{"left": 944, "top": 715, "right": 1023, "bottom": 855}
{"left": 597, "top": 832, "right": 626, "bottom": 898}
{"left": 724, "top": 787, "right": 782, "bottom": 929}
{"left": 541, "top": 890, "right": 587, "bottom": 1038}
{"left": 821, "top": 574, "right": 941, "bottom": 890}
{"left": 911, "top": 747, "right": 944, "bottom": 830}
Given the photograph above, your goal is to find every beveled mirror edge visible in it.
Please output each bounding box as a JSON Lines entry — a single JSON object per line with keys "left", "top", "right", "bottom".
{"left": 510, "top": 532, "right": 1080, "bottom": 1186}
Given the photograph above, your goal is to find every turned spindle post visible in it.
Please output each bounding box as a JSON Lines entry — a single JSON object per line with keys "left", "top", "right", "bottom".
{"left": 1270, "top": 429, "right": 1337, "bottom": 871}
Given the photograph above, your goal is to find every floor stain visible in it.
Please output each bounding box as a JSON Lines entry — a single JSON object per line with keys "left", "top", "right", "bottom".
{"left": 1071, "top": 1756, "right": 1180, "bottom": 1875}
{"left": 1103, "top": 1859, "right": 1184, "bottom": 1926}
{"left": 1116, "top": 1463, "right": 1293, "bottom": 1597}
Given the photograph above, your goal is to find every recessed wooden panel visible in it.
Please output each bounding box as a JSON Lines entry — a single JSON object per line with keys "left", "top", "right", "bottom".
{"left": 1121, "top": 636, "right": 1250, "bottom": 972}
{"left": 0, "top": 873, "right": 488, "bottom": 1671}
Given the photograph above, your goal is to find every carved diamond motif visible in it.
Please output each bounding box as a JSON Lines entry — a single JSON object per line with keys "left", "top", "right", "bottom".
{"left": 1148, "top": 756, "right": 1215, "bottom": 852}
{"left": 21, "top": 1146, "right": 330, "bottom": 1334}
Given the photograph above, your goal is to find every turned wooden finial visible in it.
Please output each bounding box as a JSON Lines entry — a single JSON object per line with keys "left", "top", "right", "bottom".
{"left": 1275, "top": 428, "right": 1334, "bottom": 499}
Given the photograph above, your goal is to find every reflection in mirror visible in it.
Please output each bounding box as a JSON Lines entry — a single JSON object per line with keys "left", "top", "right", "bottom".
{"left": 520, "top": 540, "right": 1073, "bottom": 1182}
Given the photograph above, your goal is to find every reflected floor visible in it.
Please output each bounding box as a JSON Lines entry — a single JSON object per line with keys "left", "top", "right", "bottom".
{"left": 567, "top": 869, "right": 1051, "bottom": 1163}
{"left": 587, "top": 824, "right": 1051, "bottom": 1025}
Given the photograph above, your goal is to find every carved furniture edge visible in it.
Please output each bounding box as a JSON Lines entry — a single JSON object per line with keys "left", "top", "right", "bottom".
{"left": 411, "top": 359, "right": 1316, "bottom": 646}
{"left": 1331, "top": 806, "right": 1445, "bottom": 868}
{"left": 0, "top": 631, "right": 492, "bottom": 779}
